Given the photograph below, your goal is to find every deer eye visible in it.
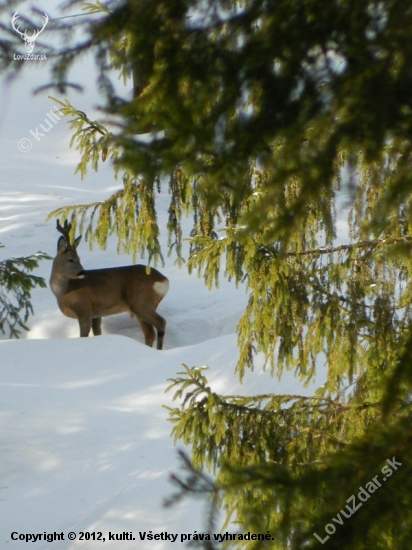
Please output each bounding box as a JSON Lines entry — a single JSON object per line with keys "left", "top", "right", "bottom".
{"left": 68, "top": 259, "right": 75, "bottom": 263}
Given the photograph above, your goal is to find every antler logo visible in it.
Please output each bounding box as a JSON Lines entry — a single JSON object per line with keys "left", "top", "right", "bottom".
{"left": 11, "top": 11, "right": 49, "bottom": 54}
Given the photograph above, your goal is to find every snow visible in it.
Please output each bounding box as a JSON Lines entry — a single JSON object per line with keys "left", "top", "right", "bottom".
{"left": 0, "top": 15, "right": 323, "bottom": 548}
{"left": 0, "top": 330, "right": 320, "bottom": 548}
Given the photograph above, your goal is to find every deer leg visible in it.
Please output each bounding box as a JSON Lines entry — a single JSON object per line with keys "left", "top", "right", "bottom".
{"left": 78, "top": 316, "right": 92, "bottom": 337}
{"left": 92, "top": 317, "right": 102, "bottom": 336}
{"left": 155, "top": 314, "right": 166, "bottom": 350}
{"left": 137, "top": 316, "right": 156, "bottom": 348}
{"left": 137, "top": 311, "right": 166, "bottom": 350}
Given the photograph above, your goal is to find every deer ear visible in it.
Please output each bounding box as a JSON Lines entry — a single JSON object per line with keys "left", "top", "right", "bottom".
{"left": 74, "top": 235, "right": 82, "bottom": 249}
{"left": 57, "top": 236, "right": 67, "bottom": 253}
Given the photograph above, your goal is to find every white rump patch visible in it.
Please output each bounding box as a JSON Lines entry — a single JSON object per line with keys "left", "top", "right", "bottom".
{"left": 153, "top": 279, "right": 169, "bottom": 298}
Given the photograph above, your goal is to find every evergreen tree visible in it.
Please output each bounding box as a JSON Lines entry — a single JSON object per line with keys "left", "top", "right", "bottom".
{"left": 3, "top": 0, "right": 412, "bottom": 546}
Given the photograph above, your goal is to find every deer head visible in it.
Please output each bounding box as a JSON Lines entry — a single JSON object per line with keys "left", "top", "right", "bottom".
{"left": 53, "top": 219, "right": 85, "bottom": 283}
{"left": 11, "top": 11, "right": 49, "bottom": 54}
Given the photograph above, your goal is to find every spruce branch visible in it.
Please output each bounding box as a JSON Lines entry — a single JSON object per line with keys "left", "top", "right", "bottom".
{"left": 0, "top": 247, "right": 51, "bottom": 338}
{"left": 258, "top": 234, "right": 412, "bottom": 259}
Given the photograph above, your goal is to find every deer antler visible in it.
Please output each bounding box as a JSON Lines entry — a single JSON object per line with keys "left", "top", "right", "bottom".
{"left": 56, "top": 219, "right": 72, "bottom": 245}
{"left": 11, "top": 12, "right": 27, "bottom": 39}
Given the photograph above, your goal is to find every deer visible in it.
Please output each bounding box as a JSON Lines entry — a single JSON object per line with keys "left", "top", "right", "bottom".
{"left": 50, "top": 219, "right": 169, "bottom": 349}
{"left": 11, "top": 11, "right": 49, "bottom": 54}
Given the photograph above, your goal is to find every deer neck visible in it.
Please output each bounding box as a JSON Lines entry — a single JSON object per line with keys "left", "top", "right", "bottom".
{"left": 49, "top": 270, "right": 70, "bottom": 298}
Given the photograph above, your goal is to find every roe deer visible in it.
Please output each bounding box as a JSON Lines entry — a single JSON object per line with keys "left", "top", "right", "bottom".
{"left": 50, "top": 219, "right": 169, "bottom": 349}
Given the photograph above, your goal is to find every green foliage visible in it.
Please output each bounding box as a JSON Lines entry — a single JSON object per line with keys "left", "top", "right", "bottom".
{"left": 166, "top": 362, "right": 412, "bottom": 549}
{"left": 32, "top": 0, "right": 412, "bottom": 243}
{"left": 5, "top": 0, "right": 412, "bottom": 546}
{"left": 46, "top": 170, "right": 165, "bottom": 265}
{"left": 0, "top": 245, "right": 51, "bottom": 338}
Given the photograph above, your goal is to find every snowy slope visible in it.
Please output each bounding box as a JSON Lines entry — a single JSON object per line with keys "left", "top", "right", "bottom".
{"left": 0, "top": 334, "right": 320, "bottom": 549}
